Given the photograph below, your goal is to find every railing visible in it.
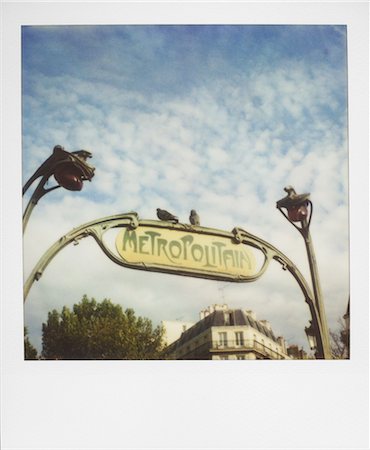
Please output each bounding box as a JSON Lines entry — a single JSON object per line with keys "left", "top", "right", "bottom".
{"left": 169, "top": 338, "right": 289, "bottom": 360}
{"left": 211, "top": 339, "right": 287, "bottom": 359}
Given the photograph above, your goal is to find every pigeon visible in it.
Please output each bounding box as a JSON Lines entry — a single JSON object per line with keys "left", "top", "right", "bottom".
{"left": 72, "top": 149, "right": 93, "bottom": 161}
{"left": 277, "top": 186, "right": 310, "bottom": 208}
{"left": 189, "top": 209, "right": 200, "bottom": 226}
{"left": 284, "top": 185, "right": 310, "bottom": 202}
{"left": 156, "top": 208, "right": 179, "bottom": 223}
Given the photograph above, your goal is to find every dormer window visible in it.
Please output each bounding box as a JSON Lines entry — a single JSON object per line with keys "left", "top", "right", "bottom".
{"left": 224, "top": 312, "right": 233, "bottom": 325}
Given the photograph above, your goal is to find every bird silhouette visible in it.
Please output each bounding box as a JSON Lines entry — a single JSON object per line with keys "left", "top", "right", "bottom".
{"left": 156, "top": 208, "right": 179, "bottom": 223}
{"left": 284, "top": 185, "right": 310, "bottom": 202}
{"left": 284, "top": 185, "right": 296, "bottom": 197}
{"left": 277, "top": 186, "right": 310, "bottom": 208}
{"left": 189, "top": 209, "right": 200, "bottom": 226}
{"left": 72, "top": 149, "right": 93, "bottom": 161}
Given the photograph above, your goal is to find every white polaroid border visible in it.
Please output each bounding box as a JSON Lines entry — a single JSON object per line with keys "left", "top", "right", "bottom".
{"left": 1, "top": 2, "right": 369, "bottom": 449}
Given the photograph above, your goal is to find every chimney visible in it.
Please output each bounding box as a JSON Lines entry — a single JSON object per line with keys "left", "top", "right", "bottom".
{"left": 245, "top": 310, "right": 257, "bottom": 320}
{"left": 260, "top": 320, "right": 272, "bottom": 331}
{"left": 200, "top": 304, "right": 229, "bottom": 319}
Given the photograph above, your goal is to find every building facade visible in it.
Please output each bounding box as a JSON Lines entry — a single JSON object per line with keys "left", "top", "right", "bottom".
{"left": 287, "top": 345, "right": 308, "bottom": 359}
{"left": 164, "top": 304, "right": 291, "bottom": 360}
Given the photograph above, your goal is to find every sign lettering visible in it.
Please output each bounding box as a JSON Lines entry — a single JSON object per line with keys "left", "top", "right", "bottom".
{"left": 115, "top": 225, "right": 257, "bottom": 278}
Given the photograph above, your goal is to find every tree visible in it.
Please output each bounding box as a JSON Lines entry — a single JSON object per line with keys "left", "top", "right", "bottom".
{"left": 24, "top": 327, "right": 38, "bottom": 360}
{"left": 41, "top": 295, "right": 165, "bottom": 360}
{"left": 330, "top": 318, "right": 348, "bottom": 359}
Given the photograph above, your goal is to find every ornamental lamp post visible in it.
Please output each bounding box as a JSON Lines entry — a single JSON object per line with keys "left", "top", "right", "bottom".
{"left": 23, "top": 145, "right": 95, "bottom": 232}
{"left": 276, "top": 186, "right": 332, "bottom": 359}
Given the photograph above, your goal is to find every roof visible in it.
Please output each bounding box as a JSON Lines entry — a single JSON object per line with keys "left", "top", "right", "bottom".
{"left": 173, "top": 309, "right": 278, "bottom": 348}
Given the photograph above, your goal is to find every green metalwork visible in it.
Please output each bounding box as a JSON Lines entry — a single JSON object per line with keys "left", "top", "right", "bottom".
{"left": 276, "top": 187, "right": 332, "bottom": 359}
{"left": 233, "top": 226, "right": 329, "bottom": 359}
{"left": 24, "top": 212, "right": 139, "bottom": 301}
{"left": 23, "top": 146, "right": 95, "bottom": 232}
{"left": 22, "top": 156, "right": 333, "bottom": 360}
{"left": 23, "top": 212, "right": 329, "bottom": 358}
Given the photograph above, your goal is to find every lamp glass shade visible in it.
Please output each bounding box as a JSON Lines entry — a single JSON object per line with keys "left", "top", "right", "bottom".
{"left": 287, "top": 203, "right": 308, "bottom": 222}
{"left": 305, "top": 327, "right": 317, "bottom": 350}
{"left": 54, "top": 165, "right": 83, "bottom": 191}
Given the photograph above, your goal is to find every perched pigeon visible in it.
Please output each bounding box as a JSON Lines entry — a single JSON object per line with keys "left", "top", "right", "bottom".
{"left": 284, "top": 185, "right": 310, "bottom": 202}
{"left": 156, "top": 208, "right": 179, "bottom": 223}
{"left": 276, "top": 185, "right": 310, "bottom": 208}
{"left": 189, "top": 209, "right": 200, "bottom": 226}
{"left": 284, "top": 185, "right": 296, "bottom": 196}
{"left": 72, "top": 149, "right": 93, "bottom": 161}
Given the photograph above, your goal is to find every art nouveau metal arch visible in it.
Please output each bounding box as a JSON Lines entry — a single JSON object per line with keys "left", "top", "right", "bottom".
{"left": 23, "top": 212, "right": 328, "bottom": 358}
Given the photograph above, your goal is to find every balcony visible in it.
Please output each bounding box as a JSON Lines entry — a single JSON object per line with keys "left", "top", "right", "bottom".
{"left": 211, "top": 339, "right": 286, "bottom": 360}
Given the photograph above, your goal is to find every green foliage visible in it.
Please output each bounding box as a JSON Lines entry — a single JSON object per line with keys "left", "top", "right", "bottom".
{"left": 41, "top": 295, "right": 164, "bottom": 360}
{"left": 24, "top": 327, "right": 38, "bottom": 360}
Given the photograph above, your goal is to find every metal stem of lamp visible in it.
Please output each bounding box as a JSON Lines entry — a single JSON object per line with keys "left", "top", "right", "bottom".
{"left": 277, "top": 187, "right": 332, "bottom": 359}
{"left": 23, "top": 145, "right": 95, "bottom": 233}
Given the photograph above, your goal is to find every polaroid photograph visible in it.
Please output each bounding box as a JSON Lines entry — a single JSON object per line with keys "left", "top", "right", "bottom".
{"left": 22, "top": 23, "right": 348, "bottom": 362}
{"left": 2, "top": 2, "right": 369, "bottom": 449}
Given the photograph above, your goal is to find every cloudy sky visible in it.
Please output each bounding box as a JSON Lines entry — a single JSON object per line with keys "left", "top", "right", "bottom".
{"left": 22, "top": 24, "right": 349, "bottom": 355}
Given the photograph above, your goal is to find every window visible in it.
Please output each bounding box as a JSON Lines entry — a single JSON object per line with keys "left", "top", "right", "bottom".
{"left": 235, "top": 331, "right": 244, "bottom": 346}
{"left": 218, "top": 332, "right": 227, "bottom": 347}
{"left": 224, "top": 312, "right": 233, "bottom": 325}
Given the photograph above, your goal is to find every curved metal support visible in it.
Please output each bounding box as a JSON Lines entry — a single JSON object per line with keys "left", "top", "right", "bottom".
{"left": 23, "top": 213, "right": 139, "bottom": 301}
{"left": 22, "top": 146, "right": 95, "bottom": 233}
{"left": 24, "top": 214, "right": 330, "bottom": 358}
{"left": 232, "top": 227, "right": 313, "bottom": 296}
{"left": 232, "top": 227, "right": 329, "bottom": 359}
{"left": 276, "top": 192, "right": 332, "bottom": 358}
{"left": 23, "top": 174, "right": 61, "bottom": 232}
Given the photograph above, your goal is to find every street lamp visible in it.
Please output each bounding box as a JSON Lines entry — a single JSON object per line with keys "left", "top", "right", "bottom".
{"left": 277, "top": 186, "right": 332, "bottom": 359}
{"left": 305, "top": 320, "right": 317, "bottom": 352}
{"left": 23, "top": 145, "right": 95, "bottom": 232}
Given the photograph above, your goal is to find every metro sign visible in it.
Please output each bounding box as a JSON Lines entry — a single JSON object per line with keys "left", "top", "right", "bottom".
{"left": 24, "top": 212, "right": 272, "bottom": 302}
{"left": 115, "top": 221, "right": 260, "bottom": 282}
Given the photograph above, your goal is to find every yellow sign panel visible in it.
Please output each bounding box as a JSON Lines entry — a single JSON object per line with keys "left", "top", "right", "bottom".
{"left": 115, "top": 225, "right": 257, "bottom": 279}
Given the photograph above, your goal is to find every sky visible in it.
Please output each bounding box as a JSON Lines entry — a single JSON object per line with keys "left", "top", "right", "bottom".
{"left": 22, "top": 24, "right": 349, "bottom": 355}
